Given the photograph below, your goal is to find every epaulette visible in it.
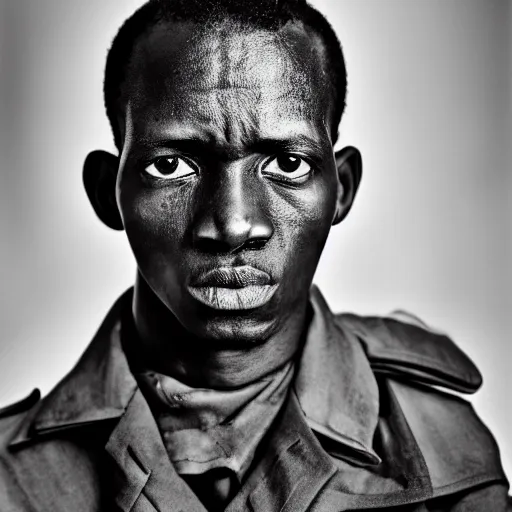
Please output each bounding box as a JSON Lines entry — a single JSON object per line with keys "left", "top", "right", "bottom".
{"left": 335, "top": 312, "right": 482, "bottom": 394}
{"left": 0, "top": 389, "right": 41, "bottom": 419}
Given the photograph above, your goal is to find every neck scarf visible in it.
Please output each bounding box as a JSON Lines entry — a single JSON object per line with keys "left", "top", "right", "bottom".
{"left": 136, "top": 361, "right": 294, "bottom": 481}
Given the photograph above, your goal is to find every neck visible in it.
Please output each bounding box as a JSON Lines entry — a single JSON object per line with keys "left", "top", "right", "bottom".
{"left": 130, "top": 275, "right": 309, "bottom": 389}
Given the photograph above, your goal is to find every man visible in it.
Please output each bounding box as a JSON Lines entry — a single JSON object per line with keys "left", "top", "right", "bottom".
{"left": 0, "top": 0, "right": 509, "bottom": 510}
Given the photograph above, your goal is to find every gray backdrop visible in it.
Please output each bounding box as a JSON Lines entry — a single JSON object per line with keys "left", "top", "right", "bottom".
{"left": 0, "top": 0, "right": 510, "bottom": 476}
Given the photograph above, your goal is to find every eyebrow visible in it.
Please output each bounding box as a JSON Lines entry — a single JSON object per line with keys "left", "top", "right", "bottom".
{"left": 134, "top": 135, "right": 215, "bottom": 154}
{"left": 133, "top": 133, "right": 328, "bottom": 161}
{"left": 253, "top": 135, "right": 327, "bottom": 158}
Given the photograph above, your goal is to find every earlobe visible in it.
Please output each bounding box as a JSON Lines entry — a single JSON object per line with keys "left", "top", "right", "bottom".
{"left": 332, "top": 146, "right": 363, "bottom": 225}
{"left": 83, "top": 150, "right": 124, "bottom": 231}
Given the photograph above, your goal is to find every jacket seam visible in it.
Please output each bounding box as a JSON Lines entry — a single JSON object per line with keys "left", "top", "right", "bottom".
{"left": 431, "top": 472, "right": 507, "bottom": 498}
{"left": 368, "top": 350, "right": 477, "bottom": 385}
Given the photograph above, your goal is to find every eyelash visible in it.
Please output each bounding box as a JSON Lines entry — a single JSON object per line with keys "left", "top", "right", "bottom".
{"left": 140, "top": 155, "right": 198, "bottom": 181}
{"left": 141, "top": 153, "right": 315, "bottom": 182}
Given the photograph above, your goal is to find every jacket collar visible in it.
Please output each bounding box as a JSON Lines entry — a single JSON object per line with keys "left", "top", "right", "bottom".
{"left": 9, "top": 286, "right": 380, "bottom": 467}
{"left": 8, "top": 289, "right": 137, "bottom": 446}
{"left": 294, "top": 287, "right": 380, "bottom": 465}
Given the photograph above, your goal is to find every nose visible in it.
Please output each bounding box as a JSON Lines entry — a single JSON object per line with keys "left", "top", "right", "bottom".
{"left": 192, "top": 168, "right": 273, "bottom": 253}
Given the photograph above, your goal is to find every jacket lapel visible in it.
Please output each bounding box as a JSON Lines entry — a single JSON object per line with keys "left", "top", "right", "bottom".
{"left": 105, "top": 389, "right": 207, "bottom": 512}
{"left": 309, "top": 379, "right": 433, "bottom": 511}
{"left": 105, "top": 390, "right": 206, "bottom": 512}
{"left": 243, "top": 392, "right": 337, "bottom": 512}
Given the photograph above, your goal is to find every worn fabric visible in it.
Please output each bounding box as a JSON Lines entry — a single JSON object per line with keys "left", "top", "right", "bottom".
{"left": 136, "top": 361, "right": 294, "bottom": 511}
{"left": 0, "top": 286, "right": 510, "bottom": 511}
{"left": 135, "top": 361, "right": 294, "bottom": 510}
{"left": 136, "top": 361, "right": 294, "bottom": 479}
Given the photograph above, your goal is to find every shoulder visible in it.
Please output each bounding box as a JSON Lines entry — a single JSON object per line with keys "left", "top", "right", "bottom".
{"left": 335, "top": 310, "right": 482, "bottom": 393}
{"left": 335, "top": 311, "right": 508, "bottom": 496}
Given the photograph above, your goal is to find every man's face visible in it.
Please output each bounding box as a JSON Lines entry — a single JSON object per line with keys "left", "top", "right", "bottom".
{"left": 116, "top": 20, "right": 340, "bottom": 344}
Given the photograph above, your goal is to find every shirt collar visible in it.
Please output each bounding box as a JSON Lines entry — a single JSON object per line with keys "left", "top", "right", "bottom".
{"left": 9, "top": 286, "right": 380, "bottom": 466}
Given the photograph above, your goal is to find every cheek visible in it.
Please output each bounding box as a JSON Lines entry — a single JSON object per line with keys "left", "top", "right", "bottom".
{"left": 118, "top": 179, "right": 195, "bottom": 266}
{"left": 269, "top": 176, "right": 337, "bottom": 258}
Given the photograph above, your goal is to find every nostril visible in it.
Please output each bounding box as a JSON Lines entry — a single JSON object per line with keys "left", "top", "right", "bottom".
{"left": 195, "top": 238, "right": 230, "bottom": 255}
{"left": 195, "top": 237, "right": 267, "bottom": 255}
{"left": 242, "top": 238, "right": 268, "bottom": 251}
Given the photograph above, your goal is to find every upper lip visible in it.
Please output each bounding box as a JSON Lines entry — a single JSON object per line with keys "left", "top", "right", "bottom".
{"left": 190, "top": 266, "right": 272, "bottom": 288}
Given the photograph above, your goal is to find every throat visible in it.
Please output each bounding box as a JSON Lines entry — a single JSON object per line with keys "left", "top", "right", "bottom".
{"left": 128, "top": 274, "right": 309, "bottom": 389}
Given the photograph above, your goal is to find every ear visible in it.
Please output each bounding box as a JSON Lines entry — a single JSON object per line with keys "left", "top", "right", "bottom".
{"left": 332, "top": 146, "right": 363, "bottom": 225}
{"left": 83, "top": 150, "right": 124, "bottom": 231}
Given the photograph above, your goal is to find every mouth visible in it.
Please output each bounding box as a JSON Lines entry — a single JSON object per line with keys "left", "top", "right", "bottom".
{"left": 188, "top": 266, "right": 278, "bottom": 310}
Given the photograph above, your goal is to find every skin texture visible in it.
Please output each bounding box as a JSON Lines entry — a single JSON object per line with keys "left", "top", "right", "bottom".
{"left": 84, "top": 19, "right": 362, "bottom": 388}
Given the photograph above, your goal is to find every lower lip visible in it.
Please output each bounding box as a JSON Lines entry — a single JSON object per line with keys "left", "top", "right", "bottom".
{"left": 187, "top": 285, "right": 278, "bottom": 310}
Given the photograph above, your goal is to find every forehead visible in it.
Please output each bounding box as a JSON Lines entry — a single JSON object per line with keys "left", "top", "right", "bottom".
{"left": 123, "top": 20, "right": 334, "bottom": 145}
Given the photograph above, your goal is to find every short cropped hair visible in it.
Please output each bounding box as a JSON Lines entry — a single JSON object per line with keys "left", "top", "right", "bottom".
{"left": 104, "top": 0, "right": 347, "bottom": 150}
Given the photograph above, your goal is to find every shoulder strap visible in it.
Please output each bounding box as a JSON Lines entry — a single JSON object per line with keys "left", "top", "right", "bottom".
{"left": 335, "top": 312, "right": 482, "bottom": 394}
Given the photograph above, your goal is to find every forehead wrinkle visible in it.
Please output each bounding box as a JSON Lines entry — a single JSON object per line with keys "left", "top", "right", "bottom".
{"left": 178, "top": 86, "right": 263, "bottom": 155}
{"left": 192, "top": 23, "right": 290, "bottom": 92}
{"left": 154, "top": 22, "right": 309, "bottom": 94}
{"left": 130, "top": 19, "right": 325, "bottom": 103}
{"left": 125, "top": 99, "right": 331, "bottom": 163}
{"left": 124, "top": 20, "right": 333, "bottom": 151}
{"left": 129, "top": 86, "right": 324, "bottom": 155}
{"left": 220, "top": 93, "right": 261, "bottom": 154}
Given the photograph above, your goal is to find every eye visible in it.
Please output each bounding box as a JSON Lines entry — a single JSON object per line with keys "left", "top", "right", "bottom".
{"left": 144, "top": 156, "right": 197, "bottom": 180}
{"left": 261, "top": 155, "right": 312, "bottom": 183}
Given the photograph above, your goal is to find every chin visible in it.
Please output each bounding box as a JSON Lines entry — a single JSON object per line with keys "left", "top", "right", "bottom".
{"left": 188, "top": 313, "right": 279, "bottom": 348}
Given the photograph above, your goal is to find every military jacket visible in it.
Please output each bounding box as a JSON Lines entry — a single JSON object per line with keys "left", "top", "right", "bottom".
{"left": 0, "top": 287, "right": 510, "bottom": 511}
